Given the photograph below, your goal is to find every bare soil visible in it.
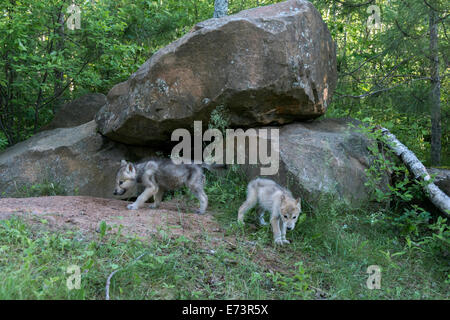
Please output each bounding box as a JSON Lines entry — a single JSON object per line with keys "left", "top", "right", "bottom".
{"left": 0, "top": 196, "right": 295, "bottom": 274}
{"left": 0, "top": 196, "right": 223, "bottom": 240}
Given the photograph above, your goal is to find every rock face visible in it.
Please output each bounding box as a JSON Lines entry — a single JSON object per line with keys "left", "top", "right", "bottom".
{"left": 96, "top": 0, "right": 337, "bottom": 145}
{"left": 238, "top": 118, "right": 387, "bottom": 206}
{"left": 0, "top": 118, "right": 386, "bottom": 207}
{"left": 428, "top": 168, "right": 450, "bottom": 197}
{"left": 42, "top": 93, "right": 106, "bottom": 131}
{"left": 0, "top": 121, "right": 152, "bottom": 198}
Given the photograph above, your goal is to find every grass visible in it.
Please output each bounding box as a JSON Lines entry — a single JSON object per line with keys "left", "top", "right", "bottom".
{"left": 11, "top": 179, "right": 69, "bottom": 198}
{"left": 0, "top": 217, "right": 285, "bottom": 299}
{"left": 204, "top": 168, "right": 450, "bottom": 299}
{"left": 0, "top": 167, "right": 449, "bottom": 299}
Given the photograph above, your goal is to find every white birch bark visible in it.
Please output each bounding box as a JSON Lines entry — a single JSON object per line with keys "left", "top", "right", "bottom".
{"left": 381, "top": 128, "right": 450, "bottom": 217}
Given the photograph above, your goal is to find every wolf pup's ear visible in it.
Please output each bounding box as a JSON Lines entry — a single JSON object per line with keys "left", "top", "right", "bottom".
{"left": 296, "top": 198, "right": 302, "bottom": 209}
{"left": 280, "top": 194, "right": 285, "bottom": 203}
{"left": 121, "top": 160, "right": 127, "bottom": 166}
{"left": 126, "top": 163, "right": 135, "bottom": 174}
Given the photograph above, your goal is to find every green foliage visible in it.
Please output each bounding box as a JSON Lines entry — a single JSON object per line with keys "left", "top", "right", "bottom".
{"left": 208, "top": 105, "right": 231, "bottom": 134}
{"left": 316, "top": 0, "right": 449, "bottom": 166}
{"left": 0, "top": 168, "right": 449, "bottom": 299}
{"left": 204, "top": 166, "right": 247, "bottom": 218}
{"left": 0, "top": 0, "right": 449, "bottom": 300}
{"left": 205, "top": 167, "right": 449, "bottom": 299}
{"left": 14, "top": 180, "right": 67, "bottom": 197}
{"left": 392, "top": 205, "right": 431, "bottom": 236}
{"left": 1, "top": 0, "right": 447, "bottom": 166}
{"left": 421, "top": 217, "right": 450, "bottom": 254}
{"left": 268, "top": 261, "right": 313, "bottom": 299}
{"left": 357, "top": 121, "right": 425, "bottom": 206}
{"left": 0, "top": 132, "right": 8, "bottom": 150}
{"left": 356, "top": 119, "right": 449, "bottom": 258}
{"left": 0, "top": 0, "right": 219, "bottom": 146}
{"left": 0, "top": 217, "right": 282, "bottom": 299}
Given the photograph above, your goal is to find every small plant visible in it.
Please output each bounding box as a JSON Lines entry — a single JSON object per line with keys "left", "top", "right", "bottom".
{"left": 208, "top": 105, "right": 230, "bottom": 134}
{"left": 392, "top": 205, "right": 431, "bottom": 237}
{"left": 0, "top": 133, "right": 8, "bottom": 150}
{"left": 418, "top": 217, "right": 450, "bottom": 255}
{"left": 358, "top": 121, "right": 425, "bottom": 209}
{"left": 268, "top": 261, "right": 312, "bottom": 299}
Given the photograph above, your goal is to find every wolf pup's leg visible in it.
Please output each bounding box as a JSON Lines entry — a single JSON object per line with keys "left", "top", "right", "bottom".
{"left": 149, "top": 188, "right": 164, "bottom": 209}
{"left": 271, "top": 216, "right": 284, "bottom": 245}
{"left": 128, "top": 163, "right": 158, "bottom": 210}
{"left": 270, "top": 198, "right": 285, "bottom": 245}
{"left": 238, "top": 184, "right": 258, "bottom": 223}
{"left": 127, "top": 186, "right": 157, "bottom": 210}
{"left": 186, "top": 171, "right": 208, "bottom": 214}
{"left": 279, "top": 219, "right": 290, "bottom": 244}
{"left": 257, "top": 207, "right": 267, "bottom": 225}
{"left": 190, "top": 186, "right": 208, "bottom": 214}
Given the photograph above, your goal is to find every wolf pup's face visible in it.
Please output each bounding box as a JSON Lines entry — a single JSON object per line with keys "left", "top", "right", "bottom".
{"left": 113, "top": 160, "right": 137, "bottom": 196}
{"left": 280, "top": 196, "right": 301, "bottom": 231}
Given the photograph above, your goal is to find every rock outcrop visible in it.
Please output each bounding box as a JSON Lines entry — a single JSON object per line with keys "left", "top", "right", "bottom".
{"left": 95, "top": 0, "right": 337, "bottom": 145}
{"left": 428, "top": 168, "right": 450, "bottom": 197}
{"left": 236, "top": 118, "right": 387, "bottom": 206}
{"left": 42, "top": 93, "right": 106, "bottom": 130}
{"left": 0, "top": 121, "right": 152, "bottom": 198}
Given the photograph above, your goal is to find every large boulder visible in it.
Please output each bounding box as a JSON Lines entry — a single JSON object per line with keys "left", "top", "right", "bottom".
{"left": 428, "top": 168, "right": 450, "bottom": 197}
{"left": 237, "top": 118, "right": 388, "bottom": 206}
{"left": 42, "top": 93, "right": 106, "bottom": 131}
{"left": 95, "top": 0, "right": 337, "bottom": 145}
{"left": 0, "top": 121, "right": 152, "bottom": 199}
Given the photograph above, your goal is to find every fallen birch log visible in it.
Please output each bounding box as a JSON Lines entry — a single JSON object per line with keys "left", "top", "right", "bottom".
{"left": 380, "top": 128, "right": 450, "bottom": 217}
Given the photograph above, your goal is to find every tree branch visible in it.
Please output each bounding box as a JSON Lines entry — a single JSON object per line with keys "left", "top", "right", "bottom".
{"left": 423, "top": 0, "right": 448, "bottom": 14}
{"left": 381, "top": 127, "right": 450, "bottom": 217}
{"left": 105, "top": 252, "right": 148, "bottom": 300}
{"left": 37, "top": 54, "right": 93, "bottom": 111}
{"left": 334, "top": 0, "right": 375, "bottom": 8}
{"left": 335, "top": 77, "right": 431, "bottom": 99}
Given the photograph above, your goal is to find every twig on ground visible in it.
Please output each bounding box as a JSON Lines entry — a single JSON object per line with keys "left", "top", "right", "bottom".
{"left": 105, "top": 252, "right": 148, "bottom": 300}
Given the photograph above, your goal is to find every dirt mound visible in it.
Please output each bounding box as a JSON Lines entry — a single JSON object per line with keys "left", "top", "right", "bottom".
{"left": 0, "top": 196, "right": 222, "bottom": 240}
{"left": 0, "top": 196, "right": 300, "bottom": 275}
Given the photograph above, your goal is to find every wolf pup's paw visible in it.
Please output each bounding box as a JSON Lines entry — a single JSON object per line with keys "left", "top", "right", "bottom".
{"left": 195, "top": 209, "right": 206, "bottom": 215}
{"left": 282, "top": 239, "right": 290, "bottom": 244}
{"left": 149, "top": 203, "right": 159, "bottom": 209}
{"left": 127, "top": 203, "right": 139, "bottom": 210}
{"left": 274, "top": 238, "right": 285, "bottom": 246}
{"left": 259, "top": 217, "right": 267, "bottom": 226}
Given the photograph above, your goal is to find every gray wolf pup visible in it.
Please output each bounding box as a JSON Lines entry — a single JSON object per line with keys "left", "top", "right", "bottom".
{"left": 238, "top": 178, "right": 301, "bottom": 245}
{"left": 114, "top": 158, "right": 214, "bottom": 214}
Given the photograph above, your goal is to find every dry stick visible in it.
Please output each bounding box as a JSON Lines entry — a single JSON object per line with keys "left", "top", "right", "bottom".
{"left": 105, "top": 252, "right": 148, "bottom": 300}
{"left": 380, "top": 128, "right": 450, "bottom": 217}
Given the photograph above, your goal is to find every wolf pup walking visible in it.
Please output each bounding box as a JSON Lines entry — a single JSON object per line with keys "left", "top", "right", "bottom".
{"left": 238, "top": 178, "right": 301, "bottom": 245}
{"left": 114, "top": 158, "right": 209, "bottom": 214}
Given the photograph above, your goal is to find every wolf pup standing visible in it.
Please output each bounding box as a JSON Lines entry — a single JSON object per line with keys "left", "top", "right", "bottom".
{"left": 238, "top": 178, "right": 301, "bottom": 245}
{"left": 114, "top": 158, "right": 210, "bottom": 214}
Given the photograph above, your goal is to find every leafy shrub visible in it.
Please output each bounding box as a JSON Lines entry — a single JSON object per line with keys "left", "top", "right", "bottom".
{"left": 358, "top": 120, "right": 450, "bottom": 256}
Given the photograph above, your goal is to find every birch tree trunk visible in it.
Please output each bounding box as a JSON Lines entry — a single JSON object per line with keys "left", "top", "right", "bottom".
{"left": 214, "top": 0, "right": 228, "bottom": 18}
{"left": 381, "top": 128, "right": 450, "bottom": 217}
